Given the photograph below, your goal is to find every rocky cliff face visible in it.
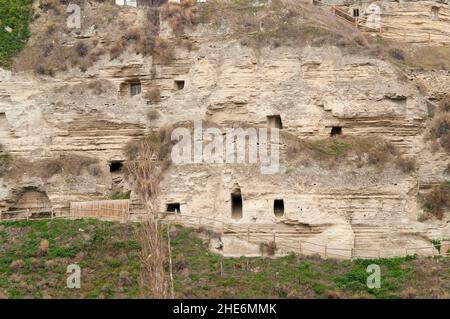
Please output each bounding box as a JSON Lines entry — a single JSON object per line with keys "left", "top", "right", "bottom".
{"left": 0, "top": 0, "right": 449, "bottom": 258}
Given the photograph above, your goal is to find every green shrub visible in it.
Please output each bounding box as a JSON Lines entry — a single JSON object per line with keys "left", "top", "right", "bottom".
{"left": 111, "top": 190, "right": 131, "bottom": 200}
{"left": 0, "top": 0, "right": 31, "bottom": 68}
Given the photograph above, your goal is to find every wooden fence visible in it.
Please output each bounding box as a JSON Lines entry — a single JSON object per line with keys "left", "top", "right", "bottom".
{"left": 0, "top": 201, "right": 54, "bottom": 221}
{"left": 330, "top": 5, "right": 450, "bottom": 44}
{"left": 1, "top": 204, "right": 448, "bottom": 259}
{"left": 70, "top": 200, "right": 129, "bottom": 223}
{"left": 162, "top": 213, "right": 449, "bottom": 259}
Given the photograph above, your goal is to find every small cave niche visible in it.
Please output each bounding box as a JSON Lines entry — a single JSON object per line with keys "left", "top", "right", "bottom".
{"left": 166, "top": 203, "right": 180, "bottom": 213}
{"left": 267, "top": 115, "right": 283, "bottom": 129}
{"left": 273, "top": 199, "right": 284, "bottom": 218}
{"left": 174, "top": 80, "right": 185, "bottom": 90}
{"left": 431, "top": 6, "right": 440, "bottom": 21}
{"left": 109, "top": 161, "right": 124, "bottom": 173}
{"left": 0, "top": 112, "right": 10, "bottom": 131}
{"left": 231, "top": 188, "right": 243, "bottom": 220}
{"left": 330, "top": 126, "right": 342, "bottom": 137}
{"left": 352, "top": 8, "right": 360, "bottom": 17}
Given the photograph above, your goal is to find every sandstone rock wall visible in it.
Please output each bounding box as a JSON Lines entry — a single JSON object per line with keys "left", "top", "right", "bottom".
{"left": 0, "top": 1, "right": 448, "bottom": 257}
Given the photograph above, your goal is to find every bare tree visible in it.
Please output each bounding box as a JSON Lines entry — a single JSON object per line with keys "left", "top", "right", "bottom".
{"left": 125, "top": 128, "right": 174, "bottom": 298}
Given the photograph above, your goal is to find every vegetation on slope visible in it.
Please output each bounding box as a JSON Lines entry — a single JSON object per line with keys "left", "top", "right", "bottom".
{"left": 0, "top": 0, "right": 31, "bottom": 68}
{"left": 0, "top": 219, "right": 449, "bottom": 299}
{"left": 284, "top": 134, "right": 416, "bottom": 173}
{"left": 198, "top": 0, "right": 368, "bottom": 52}
{"left": 0, "top": 219, "right": 141, "bottom": 299}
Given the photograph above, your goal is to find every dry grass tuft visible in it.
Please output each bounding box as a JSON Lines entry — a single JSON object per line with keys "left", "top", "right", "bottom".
{"left": 161, "top": 0, "right": 199, "bottom": 35}
{"left": 388, "top": 47, "right": 406, "bottom": 61}
{"left": 3, "top": 153, "right": 101, "bottom": 180}
{"left": 395, "top": 156, "right": 417, "bottom": 174}
{"left": 421, "top": 182, "right": 450, "bottom": 220}
{"left": 439, "top": 94, "right": 450, "bottom": 113}
{"left": 430, "top": 114, "right": 450, "bottom": 152}
{"left": 147, "top": 109, "right": 161, "bottom": 122}
{"left": 144, "top": 88, "right": 162, "bottom": 104}
{"left": 259, "top": 241, "right": 277, "bottom": 256}
{"left": 401, "top": 287, "right": 418, "bottom": 299}
{"left": 39, "top": 239, "right": 49, "bottom": 256}
{"left": 10, "top": 260, "right": 24, "bottom": 272}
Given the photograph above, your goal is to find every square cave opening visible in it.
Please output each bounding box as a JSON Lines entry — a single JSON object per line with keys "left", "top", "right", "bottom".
{"left": 267, "top": 115, "right": 283, "bottom": 129}
{"left": 110, "top": 161, "right": 124, "bottom": 173}
{"left": 330, "top": 126, "right": 342, "bottom": 136}
{"left": 166, "top": 203, "right": 181, "bottom": 213}
{"left": 174, "top": 80, "right": 185, "bottom": 90}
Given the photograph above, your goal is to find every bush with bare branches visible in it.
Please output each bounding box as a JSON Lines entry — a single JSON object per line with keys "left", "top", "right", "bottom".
{"left": 124, "top": 128, "right": 174, "bottom": 298}
{"left": 259, "top": 241, "right": 277, "bottom": 256}
{"left": 421, "top": 182, "right": 450, "bottom": 220}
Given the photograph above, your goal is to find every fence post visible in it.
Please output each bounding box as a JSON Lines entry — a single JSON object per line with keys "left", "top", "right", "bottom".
{"left": 273, "top": 232, "right": 276, "bottom": 243}
{"left": 26, "top": 208, "right": 29, "bottom": 221}
{"left": 378, "top": 249, "right": 381, "bottom": 259}
{"left": 432, "top": 243, "right": 435, "bottom": 257}
{"left": 299, "top": 240, "right": 302, "bottom": 254}
{"left": 351, "top": 248, "right": 354, "bottom": 260}
{"left": 247, "top": 227, "right": 250, "bottom": 241}
{"left": 324, "top": 244, "right": 328, "bottom": 259}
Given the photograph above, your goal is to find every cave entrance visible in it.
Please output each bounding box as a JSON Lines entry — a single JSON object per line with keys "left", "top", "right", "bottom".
{"left": 166, "top": 203, "right": 180, "bottom": 213}
{"left": 174, "top": 80, "right": 185, "bottom": 90}
{"left": 274, "top": 199, "right": 284, "bottom": 218}
{"left": 110, "top": 161, "right": 124, "bottom": 173}
{"left": 267, "top": 115, "right": 283, "bottom": 129}
{"left": 231, "top": 189, "right": 243, "bottom": 220}
{"left": 130, "top": 81, "right": 142, "bottom": 96}
{"left": 330, "top": 126, "right": 342, "bottom": 136}
{"left": 7, "top": 188, "right": 52, "bottom": 219}
{"left": 352, "top": 8, "right": 360, "bottom": 17}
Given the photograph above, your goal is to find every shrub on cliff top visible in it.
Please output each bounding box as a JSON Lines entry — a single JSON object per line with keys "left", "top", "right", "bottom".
{"left": 430, "top": 114, "right": 450, "bottom": 152}
{"left": 421, "top": 182, "right": 450, "bottom": 220}
{"left": 439, "top": 94, "right": 450, "bottom": 113}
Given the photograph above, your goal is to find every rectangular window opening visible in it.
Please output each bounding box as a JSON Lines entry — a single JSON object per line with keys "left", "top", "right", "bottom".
{"left": 267, "top": 115, "right": 283, "bottom": 129}
{"left": 231, "top": 192, "right": 243, "bottom": 220}
{"left": 274, "top": 199, "right": 284, "bottom": 217}
{"left": 130, "top": 82, "right": 142, "bottom": 96}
